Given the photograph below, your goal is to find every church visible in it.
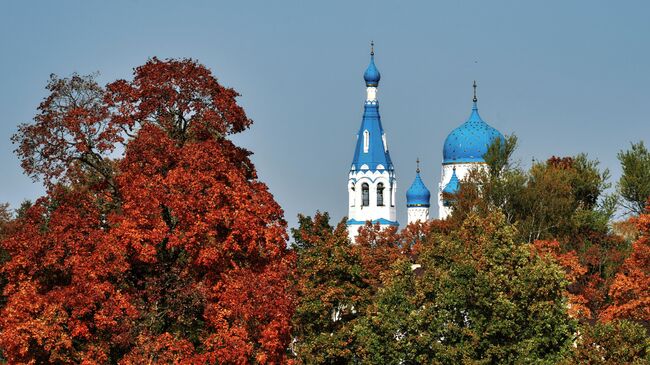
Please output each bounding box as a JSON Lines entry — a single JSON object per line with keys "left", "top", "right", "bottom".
{"left": 347, "top": 45, "right": 505, "bottom": 240}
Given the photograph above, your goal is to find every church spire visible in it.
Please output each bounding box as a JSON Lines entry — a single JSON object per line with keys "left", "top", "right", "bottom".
{"left": 472, "top": 80, "right": 478, "bottom": 109}
{"left": 348, "top": 44, "right": 398, "bottom": 240}
{"left": 351, "top": 47, "right": 391, "bottom": 171}
{"left": 364, "top": 42, "right": 380, "bottom": 88}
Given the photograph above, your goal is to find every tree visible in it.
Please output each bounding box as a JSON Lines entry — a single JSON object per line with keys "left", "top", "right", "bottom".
{"left": 618, "top": 141, "right": 650, "bottom": 216}
{"left": 1, "top": 58, "right": 294, "bottom": 363}
{"left": 602, "top": 204, "right": 650, "bottom": 325}
{"left": 290, "top": 213, "right": 416, "bottom": 364}
{"left": 355, "top": 212, "right": 576, "bottom": 364}
{"left": 450, "top": 145, "right": 627, "bottom": 322}
{"left": 0, "top": 203, "right": 13, "bottom": 309}
{"left": 566, "top": 320, "right": 649, "bottom": 364}
{"left": 290, "top": 213, "right": 370, "bottom": 364}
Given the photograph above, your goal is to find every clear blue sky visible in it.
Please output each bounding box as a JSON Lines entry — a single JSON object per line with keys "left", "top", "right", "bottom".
{"left": 1, "top": 0, "right": 648, "bottom": 228}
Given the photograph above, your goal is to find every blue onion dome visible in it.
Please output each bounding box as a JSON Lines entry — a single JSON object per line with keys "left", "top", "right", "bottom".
{"left": 442, "top": 167, "right": 460, "bottom": 207}
{"left": 442, "top": 82, "right": 504, "bottom": 164}
{"left": 363, "top": 42, "right": 380, "bottom": 87}
{"left": 406, "top": 162, "right": 431, "bottom": 207}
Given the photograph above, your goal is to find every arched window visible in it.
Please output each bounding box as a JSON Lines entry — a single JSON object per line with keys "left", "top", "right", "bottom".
{"left": 377, "top": 183, "right": 384, "bottom": 206}
{"left": 363, "top": 130, "right": 369, "bottom": 153}
{"left": 362, "top": 183, "right": 369, "bottom": 207}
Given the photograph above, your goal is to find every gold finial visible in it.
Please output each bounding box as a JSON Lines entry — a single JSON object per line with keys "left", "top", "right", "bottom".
{"left": 473, "top": 80, "right": 477, "bottom": 103}
{"left": 416, "top": 158, "right": 420, "bottom": 173}
{"left": 370, "top": 41, "right": 374, "bottom": 56}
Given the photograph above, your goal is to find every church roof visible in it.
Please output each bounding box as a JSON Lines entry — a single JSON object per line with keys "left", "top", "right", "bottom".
{"left": 351, "top": 49, "right": 393, "bottom": 172}
{"left": 406, "top": 163, "right": 431, "bottom": 207}
{"left": 443, "top": 82, "right": 504, "bottom": 164}
{"left": 442, "top": 167, "right": 460, "bottom": 195}
{"left": 347, "top": 218, "right": 399, "bottom": 226}
{"left": 363, "top": 47, "right": 380, "bottom": 87}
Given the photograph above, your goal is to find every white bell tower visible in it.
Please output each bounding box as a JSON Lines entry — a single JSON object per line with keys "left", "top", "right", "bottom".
{"left": 347, "top": 43, "right": 398, "bottom": 241}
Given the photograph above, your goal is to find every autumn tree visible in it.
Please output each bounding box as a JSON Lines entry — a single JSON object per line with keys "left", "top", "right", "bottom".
{"left": 290, "top": 213, "right": 416, "bottom": 364}
{"left": 0, "top": 203, "right": 13, "bottom": 310}
{"left": 566, "top": 320, "right": 649, "bottom": 364}
{"left": 618, "top": 141, "right": 650, "bottom": 216}
{"left": 1, "top": 58, "right": 294, "bottom": 363}
{"left": 601, "top": 203, "right": 650, "bottom": 325}
{"left": 448, "top": 139, "right": 628, "bottom": 322}
{"left": 355, "top": 212, "right": 576, "bottom": 364}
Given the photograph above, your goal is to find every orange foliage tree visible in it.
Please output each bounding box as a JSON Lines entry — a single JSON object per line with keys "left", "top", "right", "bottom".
{"left": 602, "top": 202, "right": 650, "bottom": 324}
{"left": 1, "top": 58, "right": 294, "bottom": 364}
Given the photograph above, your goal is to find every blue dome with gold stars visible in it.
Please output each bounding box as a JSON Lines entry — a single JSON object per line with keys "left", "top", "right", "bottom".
{"left": 443, "top": 83, "right": 504, "bottom": 164}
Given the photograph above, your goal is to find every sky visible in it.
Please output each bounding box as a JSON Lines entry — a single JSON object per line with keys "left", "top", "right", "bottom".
{"left": 1, "top": 0, "right": 648, "bottom": 230}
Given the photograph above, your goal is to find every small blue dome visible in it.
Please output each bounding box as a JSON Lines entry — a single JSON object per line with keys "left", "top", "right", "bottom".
{"left": 442, "top": 101, "right": 504, "bottom": 164}
{"left": 406, "top": 171, "right": 431, "bottom": 207}
{"left": 442, "top": 168, "right": 460, "bottom": 207}
{"left": 364, "top": 54, "right": 380, "bottom": 87}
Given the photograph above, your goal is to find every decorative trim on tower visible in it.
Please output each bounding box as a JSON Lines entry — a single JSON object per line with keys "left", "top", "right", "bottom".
{"left": 348, "top": 43, "right": 398, "bottom": 241}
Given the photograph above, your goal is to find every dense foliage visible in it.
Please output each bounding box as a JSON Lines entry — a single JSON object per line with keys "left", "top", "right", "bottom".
{"left": 618, "top": 142, "right": 650, "bottom": 216}
{"left": 1, "top": 59, "right": 294, "bottom": 364}
{"left": 355, "top": 212, "right": 575, "bottom": 364}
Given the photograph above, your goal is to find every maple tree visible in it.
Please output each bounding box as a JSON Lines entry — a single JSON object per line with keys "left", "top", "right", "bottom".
{"left": 1, "top": 58, "right": 294, "bottom": 363}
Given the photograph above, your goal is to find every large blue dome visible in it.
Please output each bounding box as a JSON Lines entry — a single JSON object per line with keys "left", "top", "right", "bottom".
{"left": 443, "top": 101, "right": 504, "bottom": 164}
{"left": 406, "top": 171, "right": 430, "bottom": 207}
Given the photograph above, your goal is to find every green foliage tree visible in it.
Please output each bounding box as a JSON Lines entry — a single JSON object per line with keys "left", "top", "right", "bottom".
{"left": 355, "top": 212, "right": 576, "bottom": 364}
{"left": 566, "top": 320, "right": 649, "bottom": 364}
{"left": 291, "top": 212, "right": 371, "bottom": 363}
{"left": 448, "top": 138, "right": 627, "bottom": 321}
{"left": 618, "top": 141, "right": 650, "bottom": 216}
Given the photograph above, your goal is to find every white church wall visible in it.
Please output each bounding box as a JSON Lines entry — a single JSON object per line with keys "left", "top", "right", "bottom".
{"left": 347, "top": 168, "right": 397, "bottom": 241}
{"left": 407, "top": 207, "right": 429, "bottom": 225}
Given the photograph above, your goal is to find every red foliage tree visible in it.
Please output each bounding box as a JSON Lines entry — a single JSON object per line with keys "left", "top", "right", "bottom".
{"left": 602, "top": 203, "right": 650, "bottom": 324}
{"left": 2, "top": 58, "right": 294, "bottom": 363}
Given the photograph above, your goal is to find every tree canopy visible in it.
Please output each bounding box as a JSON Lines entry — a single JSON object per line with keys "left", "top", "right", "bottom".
{"left": 1, "top": 59, "right": 294, "bottom": 364}
{"left": 618, "top": 142, "right": 650, "bottom": 216}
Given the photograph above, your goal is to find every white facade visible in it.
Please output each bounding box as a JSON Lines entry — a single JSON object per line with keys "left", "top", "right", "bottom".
{"left": 347, "top": 168, "right": 397, "bottom": 241}
{"left": 437, "top": 162, "right": 487, "bottom": 219}
{"left": 407, "top": 206, "right": 429, "bottom": 225}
